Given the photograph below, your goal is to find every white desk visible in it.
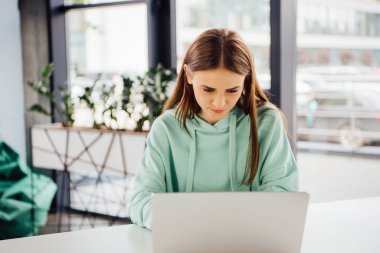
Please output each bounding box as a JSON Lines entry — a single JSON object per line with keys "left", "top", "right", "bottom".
{"left": 301, "top": 196, "right": 380, "bottom": 253}
{"left": 1, "top": 197, "right": 379, "bottom": 253}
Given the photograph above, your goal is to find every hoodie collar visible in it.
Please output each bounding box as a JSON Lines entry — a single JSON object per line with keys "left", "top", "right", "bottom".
{"left": 185, "top": 107, "right": 239, "bottom": 192}
{"left": 190, "top": 106, "right": 240, "bottom": 131}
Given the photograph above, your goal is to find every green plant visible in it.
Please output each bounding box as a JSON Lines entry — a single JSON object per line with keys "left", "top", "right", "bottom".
{"left": 59, "top": 86, "right": 75, "bottom": 127}
{"left": 100, "top": 83, "right": 119, "bottom": 129}
{"left": 78, "top": 74, "right": 101, "bottom": 128}
{"left": 27, "top": 63, "right": 75, "bottom": 127}
{"left": 135, "top": 63, "right": 177, "bottom": 125}
{"left": 27, "top": 64, "right": 54, "bottom": 116}
{"left": 118, "top": 64, "right": 176, "bottom": 131}
{"left": 27, "top": 63, "right": 177, "bottom": 131}
{"left": 121, "top": 76, "right": 133, "bottom": 112}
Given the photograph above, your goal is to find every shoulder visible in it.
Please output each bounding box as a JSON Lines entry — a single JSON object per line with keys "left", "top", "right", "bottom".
{"left": 257, "top": 103, "right": 287, "bottom": 136}
{"left": 233, "top": 103, "right": 282, "bottom": 128}
{"left": 149, "top": 108, "right": 182, "bottom": 136}
{"left": 257, "top": 103, "right": 283, "bottom": 123}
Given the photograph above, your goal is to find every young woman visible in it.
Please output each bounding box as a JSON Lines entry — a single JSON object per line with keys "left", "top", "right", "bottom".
{"left": 128, "top": 28, "right": 298, "bottom": 229}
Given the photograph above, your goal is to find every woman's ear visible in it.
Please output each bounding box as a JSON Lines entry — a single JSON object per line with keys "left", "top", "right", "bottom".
{"left": 184, "top": 64, "right": 193, "bottom": 85}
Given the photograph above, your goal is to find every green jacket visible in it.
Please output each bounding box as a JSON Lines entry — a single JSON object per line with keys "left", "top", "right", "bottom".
{"left": 128, "top": 103, "right": 298, "bottom": 229}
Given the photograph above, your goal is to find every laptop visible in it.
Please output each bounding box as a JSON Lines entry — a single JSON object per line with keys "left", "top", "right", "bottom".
{"left": 152, "top": 192, "right": 309, "bottom": 253}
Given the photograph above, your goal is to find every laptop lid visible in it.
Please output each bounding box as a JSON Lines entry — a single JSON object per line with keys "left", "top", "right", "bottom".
{"left": 152, "top": 192, "right": 309, "bottom": 253}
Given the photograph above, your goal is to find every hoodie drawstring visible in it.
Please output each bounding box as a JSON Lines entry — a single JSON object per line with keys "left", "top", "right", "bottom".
{"left": 229, "top": 113, "right": 237, "bottom": 191}
{"left": 185, "top": 128, "right": 196, "bottom": 192}
{"left": 185, "top": 112, "right": 237, "bottom": 192}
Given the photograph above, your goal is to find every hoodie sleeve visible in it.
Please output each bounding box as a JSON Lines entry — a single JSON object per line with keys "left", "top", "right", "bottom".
{"left": 256, "top": 109, "right": 299, "bottom": 192}
{"left": 127, "top": 119, "right": 169, "bottom": 230}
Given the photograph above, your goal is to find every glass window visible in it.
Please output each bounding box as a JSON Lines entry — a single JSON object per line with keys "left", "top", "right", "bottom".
{"left": 176, "top": 0, "right": 271, "bottom": 89}
{"left": 66, "top": 4, "right": 148, "bottom": 87}
{"left": 298, "top": 1, "right": 380, "bottom": 37}
{"left": 297, "top": 0, "right": 380, "bottom": 203}
{"left": 64, "top": 4, "right": 149, "bottom": 219}
{"left": 65, "top": 0, "right": 136, "bottom": 5}
{"left": 317, "top": 97, "right": 347, "bottom": 108}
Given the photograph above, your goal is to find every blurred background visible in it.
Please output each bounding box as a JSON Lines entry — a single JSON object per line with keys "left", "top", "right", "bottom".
{"left": 1, "top": 0, "right": 380, "bottom": 239}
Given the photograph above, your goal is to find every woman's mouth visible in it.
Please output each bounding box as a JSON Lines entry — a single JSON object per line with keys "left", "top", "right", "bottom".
{"left": 211, "top": 108, "right": 225, "bottom": 114}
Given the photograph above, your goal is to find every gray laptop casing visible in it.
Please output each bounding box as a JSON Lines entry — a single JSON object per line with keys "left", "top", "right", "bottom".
{"left": 152, "top": 192, "right": 309, "bottom": 253}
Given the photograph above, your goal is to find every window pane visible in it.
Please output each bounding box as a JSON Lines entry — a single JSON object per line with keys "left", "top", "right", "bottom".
{"left": 176, "top": 0, "right": 271, "bottom": 89}
{"left": 66, "top": 4, "right": 148, "bottom": 86}
{"left": 65, "top": 0, "right": 138, "bottom": 5}
{"left": 297, "top": 0, "right": 380, "bottom": 203}
{"left": 64, "top": 4, "right": 149, "bottom": 216}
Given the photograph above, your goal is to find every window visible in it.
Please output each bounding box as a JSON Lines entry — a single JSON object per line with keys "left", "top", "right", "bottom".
{"left": 297, "top": 0, "right": 380, "bottom": 203}
{"left": 175, "top": 0, "right": 271, "bottom": 89}
{"left": 66, "top": 4, "right": 148, "bottom": 87}
{"left": 49, "top": 0, "right": 150, "bottom": 221}
{"left": 65, "top": 0, "right": 129, "bottom": 5}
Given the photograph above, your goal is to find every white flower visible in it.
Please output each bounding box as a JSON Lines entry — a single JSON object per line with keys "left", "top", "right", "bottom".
{"left": 131, "top": 111, "right": 141, "bottom": 121}
{"left": 126, "top": 118, "right": 137, "bottom": 130}
{"left": 142, "top": 120, "right": 150, "bottom": 131}
{"left": 73, "top": 107, "right": 94, "bottom": 127}
{"left": 142, "top": 106, "right": 149, "bottom": 117}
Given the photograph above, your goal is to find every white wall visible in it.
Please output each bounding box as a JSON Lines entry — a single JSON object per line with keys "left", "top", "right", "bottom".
{"left": 0, "top": 0, "right": 26, "bottom": 160}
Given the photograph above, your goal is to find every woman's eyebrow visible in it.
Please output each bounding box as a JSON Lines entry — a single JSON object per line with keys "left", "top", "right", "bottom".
{"left": 201, "top": 85, "right": 241, "bottom": 90}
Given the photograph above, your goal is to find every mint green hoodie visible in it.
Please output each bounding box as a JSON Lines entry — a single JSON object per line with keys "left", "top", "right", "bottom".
{"left": 128, "top": 103, "right": 298, "bottom": 229}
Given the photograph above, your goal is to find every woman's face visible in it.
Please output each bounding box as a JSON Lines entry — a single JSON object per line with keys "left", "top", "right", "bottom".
{"left": 185, "top": 66, "right": 245, "bottom": 125}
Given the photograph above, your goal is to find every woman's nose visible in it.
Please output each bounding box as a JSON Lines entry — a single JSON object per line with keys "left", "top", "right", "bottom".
{"left": 212, "top": 94, "right": 226, "bottom": 108}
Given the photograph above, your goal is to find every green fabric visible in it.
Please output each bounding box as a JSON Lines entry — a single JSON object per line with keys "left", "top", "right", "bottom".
{"left": 128, "top": 103, "right": 299, "bottom": 229}
{"left": 0, "top": 141, "right": 57, "bottom": 239}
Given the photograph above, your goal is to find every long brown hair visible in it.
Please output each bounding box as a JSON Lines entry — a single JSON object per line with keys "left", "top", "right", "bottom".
{"left": 163, "top": 28, "right": 270, "bottom": 186}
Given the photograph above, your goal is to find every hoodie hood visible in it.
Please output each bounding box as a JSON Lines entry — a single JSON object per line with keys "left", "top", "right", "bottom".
{"left": 184, "top": 106, "right": 245, "bottom": 192}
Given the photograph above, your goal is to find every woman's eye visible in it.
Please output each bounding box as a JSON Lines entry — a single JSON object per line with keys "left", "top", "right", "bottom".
{"left": 202, "top": 88, "right": 239, "bottom": 93}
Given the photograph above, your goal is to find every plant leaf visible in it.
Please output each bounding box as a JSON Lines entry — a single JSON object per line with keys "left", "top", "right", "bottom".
{"left": 41, "top": 63, "right": 54, "bottom": 80}
{"left": 29, "top": 104, "right": 51, "bottom": 116}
